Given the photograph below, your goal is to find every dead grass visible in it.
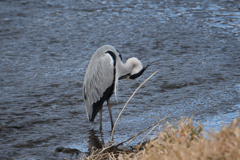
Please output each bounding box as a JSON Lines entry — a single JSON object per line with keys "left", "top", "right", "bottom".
{"left": 83, "top": 115, "right": 240, "bottom": 160}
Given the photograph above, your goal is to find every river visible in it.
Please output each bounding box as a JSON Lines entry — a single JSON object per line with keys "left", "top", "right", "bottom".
{"left": 0, "top": 0, "right": 239, "bottom": 159}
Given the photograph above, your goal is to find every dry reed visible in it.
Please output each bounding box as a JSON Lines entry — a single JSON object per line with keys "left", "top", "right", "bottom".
{"left": 111, "top": 70, "right": 158, "bottom": 141}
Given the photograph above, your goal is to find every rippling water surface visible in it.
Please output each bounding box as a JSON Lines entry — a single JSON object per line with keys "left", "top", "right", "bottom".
{"left": 0, "top": 0, "right": 240, "bottom": 159}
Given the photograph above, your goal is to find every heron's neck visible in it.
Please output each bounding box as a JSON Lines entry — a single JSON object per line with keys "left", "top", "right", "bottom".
{"left": 113, "top": 57, "right": 142, "bottom": 101}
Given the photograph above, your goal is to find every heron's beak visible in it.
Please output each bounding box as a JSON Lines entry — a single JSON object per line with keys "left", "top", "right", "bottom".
{"left": 119, "top": 74, "right": 130, "bottom": 80}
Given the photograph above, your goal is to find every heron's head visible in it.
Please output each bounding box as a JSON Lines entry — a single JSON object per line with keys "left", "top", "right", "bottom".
{"left": 126, "top": 65, "right": 149, "bottom": 80}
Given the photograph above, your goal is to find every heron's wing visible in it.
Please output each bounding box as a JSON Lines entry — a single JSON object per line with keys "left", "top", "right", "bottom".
{"left": 83, "top": 53, "right": 114, "bottom": 120}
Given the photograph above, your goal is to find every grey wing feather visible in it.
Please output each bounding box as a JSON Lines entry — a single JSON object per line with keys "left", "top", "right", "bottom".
{"left": 83, "top": 53, "right": 114, "bottom": 120}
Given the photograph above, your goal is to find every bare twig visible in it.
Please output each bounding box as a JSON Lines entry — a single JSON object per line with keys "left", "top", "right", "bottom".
{"left": 116, "top": 115, "right": 170, "bottom": 147}
{"left": 110, "top": 70, "right": 159, "bottom": 142}
{"left": 138, "top": 119, "right": 162, "bottom": 145}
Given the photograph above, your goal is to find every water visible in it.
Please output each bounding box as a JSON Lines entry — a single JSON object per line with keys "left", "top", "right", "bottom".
{"left": 0, "top": 0, "right": 239, "bottom": 159}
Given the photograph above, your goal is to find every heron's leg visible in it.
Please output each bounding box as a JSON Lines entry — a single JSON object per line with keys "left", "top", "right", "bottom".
{"left": 107, "top": 100, "right": 114, "bottom": 130}
{"left": 99, "top": 107, "right": 102, "bottom": 131}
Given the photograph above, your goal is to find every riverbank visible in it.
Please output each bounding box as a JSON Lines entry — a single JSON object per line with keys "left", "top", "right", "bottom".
{"left": 84, "top": 115, "right": 240, "bottom": 160}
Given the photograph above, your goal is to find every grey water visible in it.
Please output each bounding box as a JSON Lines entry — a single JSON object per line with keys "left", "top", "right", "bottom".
{"left": 0, "top": 0, "right": 240, "bottom": 159}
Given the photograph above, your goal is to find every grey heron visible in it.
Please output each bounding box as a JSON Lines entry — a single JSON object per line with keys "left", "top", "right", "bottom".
{"left": 83, "top": 45, "right": 148, "bottom": 131}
